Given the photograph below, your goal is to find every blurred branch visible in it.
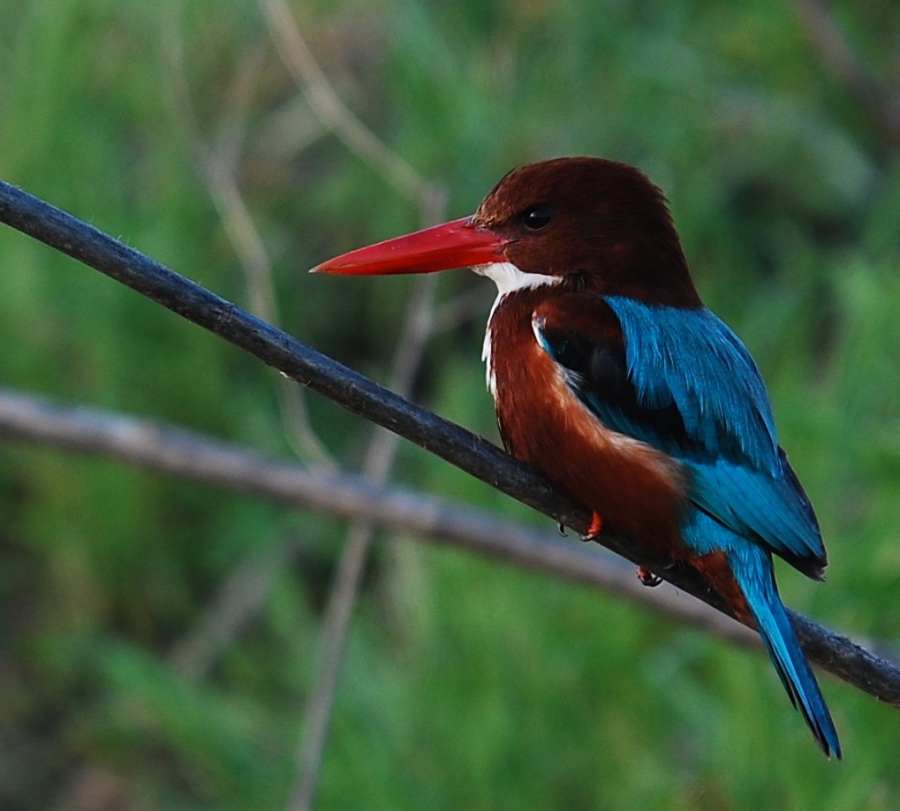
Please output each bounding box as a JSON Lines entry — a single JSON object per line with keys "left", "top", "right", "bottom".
{"left": 49, "top": 766, "right": 131, "bottom": 811}
{"left": 251, "top": 6, "right": 450, "bottom": 804}
{"left": 792, "top": 0, "right": 900, "bottom": 149}
{"left": 161, "top": 7, "right": 335, "bottom": 468}
{"left": 166, "top": 536, "right": 293, "bottom": 681}
{"left": 258, "top": 0, "right": 446, "bottom": 217}
{"left": 2, "top": 181, "right": 900, "bottom": 710}
{"left": 291, "top": 275, "right": 440, "bottom": 811}
{"left": 433, "top": 284, "right": 493, "bottom": 334}
{"left": 0, "top": 385, "right": 761, "bottom": 650}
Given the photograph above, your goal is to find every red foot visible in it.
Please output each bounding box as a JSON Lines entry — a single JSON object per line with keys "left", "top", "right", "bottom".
{"left": 637, "top": 567, "right": 662, "bottom": 587}
{"left": 579, "top": 512, "right": 603, "bottom": 542}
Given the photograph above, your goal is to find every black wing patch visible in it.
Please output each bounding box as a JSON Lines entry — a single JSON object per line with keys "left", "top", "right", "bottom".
{"left": 537, "top": 324, "right": 717, "bottom": 464}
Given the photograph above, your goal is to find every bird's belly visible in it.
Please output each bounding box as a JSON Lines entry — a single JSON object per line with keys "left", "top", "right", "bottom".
{"left": 492, "top": 342, "right": 689, "bottom": 557}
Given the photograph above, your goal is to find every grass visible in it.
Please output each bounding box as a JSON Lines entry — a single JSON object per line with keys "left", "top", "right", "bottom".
{"left": 3, "top": 0, "right": 900, "bottom": 808}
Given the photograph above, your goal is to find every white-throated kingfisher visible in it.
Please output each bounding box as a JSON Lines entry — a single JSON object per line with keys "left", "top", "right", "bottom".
{"left": 313, "top": 157, "right": 840, "bottom": 757}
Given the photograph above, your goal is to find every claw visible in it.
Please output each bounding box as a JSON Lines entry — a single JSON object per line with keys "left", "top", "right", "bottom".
{"left": 579, "top": 511, "right": 603, "bottom": 542}
{"left": 557, "top": 522, "right": 568, "bottom": 537}
{"left": 637, "top": 567, "right": 662, "bottom": 587}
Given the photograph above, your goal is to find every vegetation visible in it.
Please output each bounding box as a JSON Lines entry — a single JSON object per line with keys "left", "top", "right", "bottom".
{"left": 2, "top": 0, "right": 900, "bottom": 808}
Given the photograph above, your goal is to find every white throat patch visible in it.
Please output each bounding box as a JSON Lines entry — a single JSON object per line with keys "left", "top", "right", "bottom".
{"left": 475, "top": 262, "right": 561, "bottom": 396}
{"left": 474, "top": 261, "right": 560, "bottom": 297}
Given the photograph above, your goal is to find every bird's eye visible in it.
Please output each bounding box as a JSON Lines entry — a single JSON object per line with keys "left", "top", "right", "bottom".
{"left": 522, "top": 205, "right": 552, "bottom": 230}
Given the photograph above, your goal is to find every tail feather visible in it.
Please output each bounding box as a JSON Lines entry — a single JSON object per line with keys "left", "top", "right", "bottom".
{"left": 736, "top": 559, "right": 841, "bottom": 759}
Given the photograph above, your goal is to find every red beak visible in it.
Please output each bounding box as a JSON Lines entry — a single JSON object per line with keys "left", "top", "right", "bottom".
{"left": 311, "top": 217, "right": 507, "bottom": 275}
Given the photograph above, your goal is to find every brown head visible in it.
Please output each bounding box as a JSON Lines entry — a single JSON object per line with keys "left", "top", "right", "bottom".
{"left": 314, "top": 156, "right": 702, "bottom": 308}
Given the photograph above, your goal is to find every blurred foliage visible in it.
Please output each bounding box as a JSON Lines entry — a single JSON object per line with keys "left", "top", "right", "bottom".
{"left": 2, "top": 0, "right": 900, "bottom": 808}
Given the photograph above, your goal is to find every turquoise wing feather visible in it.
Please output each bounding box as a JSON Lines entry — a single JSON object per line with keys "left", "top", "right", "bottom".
{"left": 535, "top": 295, "right": 826, "bottom": 576}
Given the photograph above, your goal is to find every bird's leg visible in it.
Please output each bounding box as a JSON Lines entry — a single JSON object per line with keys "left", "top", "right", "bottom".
{"left": 637, "top": 567, "right": 663, "bottom": 587}
{"left": 578, "top": 512, "right": 603, "bottom": 542}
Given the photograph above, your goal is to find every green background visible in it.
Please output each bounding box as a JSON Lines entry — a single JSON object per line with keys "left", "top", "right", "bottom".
{"left": 2, "top": 1, "right": 900, "bottom": 808}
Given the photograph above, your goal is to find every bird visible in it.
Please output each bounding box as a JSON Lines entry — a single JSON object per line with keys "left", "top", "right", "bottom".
{"left": 312, "top": 156, "right": 841, "bottom": 758}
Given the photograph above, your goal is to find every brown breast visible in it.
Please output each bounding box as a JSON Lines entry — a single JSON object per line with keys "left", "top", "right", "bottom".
{"left": 486, "top": 287, "right": 689, "bottom": 558}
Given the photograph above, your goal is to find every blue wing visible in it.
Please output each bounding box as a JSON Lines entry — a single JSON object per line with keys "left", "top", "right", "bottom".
{"left": 534, "top": 294, "right": 826, "bottom": 578}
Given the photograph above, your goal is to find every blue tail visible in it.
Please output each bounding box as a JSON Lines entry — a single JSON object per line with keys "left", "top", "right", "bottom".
{"left": 683, "top": 511, "right": 841, "bottom": 757}
{"left": 728, "top": 546, "right": 841, "bottom": 758}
